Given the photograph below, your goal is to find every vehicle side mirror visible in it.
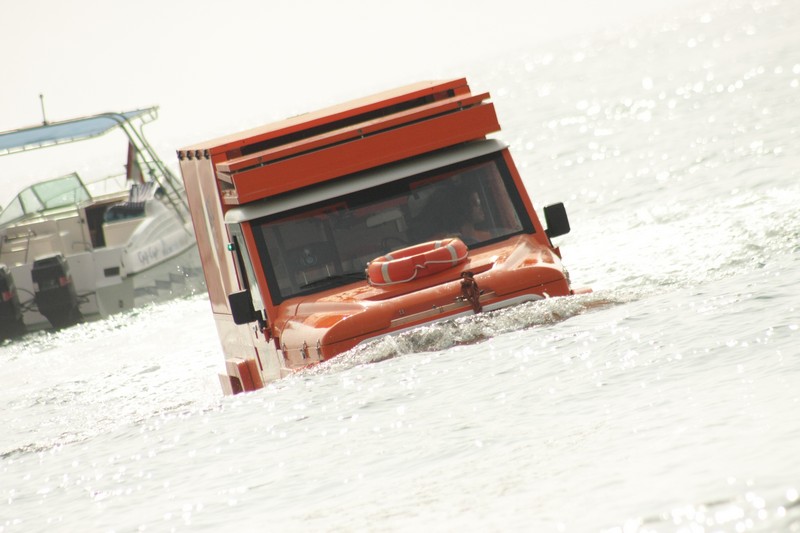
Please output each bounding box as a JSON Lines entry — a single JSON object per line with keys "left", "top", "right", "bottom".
{"left": 228, "top": 290, "right": 258, "bottom": 325}
{"left": 544, "top": 202, "right": 571, "bottom": 238}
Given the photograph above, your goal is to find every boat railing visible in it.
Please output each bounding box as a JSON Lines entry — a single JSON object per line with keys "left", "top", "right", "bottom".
{"left": 120, "top": 113, "right": 190, "bottom": 225}
{"left": 85, "top": 173, "right": 129, "bottom": 199}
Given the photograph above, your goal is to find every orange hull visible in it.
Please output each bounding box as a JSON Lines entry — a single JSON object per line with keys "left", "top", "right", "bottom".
{"left": 279, "top": 235, "right": 573, "bottom": 367}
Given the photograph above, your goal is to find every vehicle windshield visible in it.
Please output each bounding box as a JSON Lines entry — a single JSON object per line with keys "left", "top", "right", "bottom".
{"left": 251, "top": 153, "right": 532, "bottom": 303}
{"left": 0, "top": 173, "right": 91, "bottom": 226}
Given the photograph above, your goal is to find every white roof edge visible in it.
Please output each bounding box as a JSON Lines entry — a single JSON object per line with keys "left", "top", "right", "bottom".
{"left": 224, "top": 139, "right": 508, "bottom": 224}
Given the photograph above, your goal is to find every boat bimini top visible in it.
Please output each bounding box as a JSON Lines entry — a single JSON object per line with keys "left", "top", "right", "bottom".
{"left": 0, "top": 108, "right": 158, "bottom": 156}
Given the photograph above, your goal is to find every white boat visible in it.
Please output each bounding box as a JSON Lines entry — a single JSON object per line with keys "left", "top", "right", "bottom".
{"left": 0, "top": 108, "right": 202, "bottom": 335}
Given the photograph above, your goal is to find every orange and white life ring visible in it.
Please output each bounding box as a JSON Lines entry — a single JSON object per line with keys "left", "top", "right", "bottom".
{"left": 366, "top": 238, "right": 468, "bottom": 286}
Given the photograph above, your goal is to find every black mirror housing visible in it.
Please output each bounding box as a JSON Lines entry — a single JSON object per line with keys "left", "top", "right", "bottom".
{"left": 544, "top": 202, "right": 571, "bottom": 238}
{"left": 228, "top": 290, "right": 258, "bottom": 325}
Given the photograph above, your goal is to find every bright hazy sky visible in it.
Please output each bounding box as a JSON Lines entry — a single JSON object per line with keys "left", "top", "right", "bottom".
{"left": 0, "top": 0, "right": 694, "bottom": 202}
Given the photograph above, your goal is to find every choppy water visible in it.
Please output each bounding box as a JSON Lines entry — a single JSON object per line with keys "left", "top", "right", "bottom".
{"left": 2, "top": 0, "right": 799, "bottom": 531}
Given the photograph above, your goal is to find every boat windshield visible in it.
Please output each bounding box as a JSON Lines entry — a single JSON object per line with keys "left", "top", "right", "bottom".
{"left": 251, "top": 153, "right": 533, "bottom": 303}
{"left": 0, "top": 173, "right": 91, "bottom": 226}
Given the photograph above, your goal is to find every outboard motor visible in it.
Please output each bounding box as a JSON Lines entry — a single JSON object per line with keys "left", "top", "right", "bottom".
{"left": 31, "top": 254, "right": 83, "bottom": 329}
{"left": 0, "top": 264, "right": 25, "bottom": 339}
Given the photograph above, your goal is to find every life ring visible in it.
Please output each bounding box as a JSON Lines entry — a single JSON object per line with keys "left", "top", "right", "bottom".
{"left": 366, "top": 238, "right": 468, "bottom": 286}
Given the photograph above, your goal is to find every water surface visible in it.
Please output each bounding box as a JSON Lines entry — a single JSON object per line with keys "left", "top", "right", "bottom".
{"left": 2, "top": 0, "right": 799, "bottom": 531}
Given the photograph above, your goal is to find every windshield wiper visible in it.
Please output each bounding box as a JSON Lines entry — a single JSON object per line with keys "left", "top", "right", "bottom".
{"left": 300, "top": 271, "right": 366, "bottom": 290}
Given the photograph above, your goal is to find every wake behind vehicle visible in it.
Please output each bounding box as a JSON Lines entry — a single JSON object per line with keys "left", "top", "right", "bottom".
{"left": 178, "top": 78, "right": 590, "bottom": 395}
{"left": 0, "top": 108, "right": 201, "bottom": 337}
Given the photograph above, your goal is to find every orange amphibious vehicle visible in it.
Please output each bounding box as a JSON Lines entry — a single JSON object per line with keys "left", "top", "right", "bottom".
{"left": 178, "top": 78, "right": 589, "bottom": 395}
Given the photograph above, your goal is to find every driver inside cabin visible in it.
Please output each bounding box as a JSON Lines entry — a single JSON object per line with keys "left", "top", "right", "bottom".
{"left": 412, "top": 181, "right": 494, "bottom": 244}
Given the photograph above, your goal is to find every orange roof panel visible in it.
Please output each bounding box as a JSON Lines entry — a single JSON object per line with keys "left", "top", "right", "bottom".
{"left": 179, "top": 78, "right": 471, "bottom": 158}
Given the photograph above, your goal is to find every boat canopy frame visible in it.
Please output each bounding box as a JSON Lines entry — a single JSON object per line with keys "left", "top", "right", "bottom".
{"left": 0, "top": 107, "right": 188, "bottom": 221}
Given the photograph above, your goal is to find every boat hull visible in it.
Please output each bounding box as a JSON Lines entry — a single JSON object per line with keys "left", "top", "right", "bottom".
{"left": 8, "top": 239, "right": 202, "bottom": 331}
{"left": 273, "top": 234, "right": 571, "bottom": 366}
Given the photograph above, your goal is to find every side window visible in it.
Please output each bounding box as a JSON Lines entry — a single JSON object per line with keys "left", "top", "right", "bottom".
{"left": 261, "top": 216, "right": 340, "bottom": 294}
{"left": 228, "top": 223, "right": 264, "bottom": 312}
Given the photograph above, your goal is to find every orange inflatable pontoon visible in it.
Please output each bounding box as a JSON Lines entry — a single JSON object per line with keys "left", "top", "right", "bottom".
{"left": 178, "top": 78, "right": 589, "bottom": 395}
